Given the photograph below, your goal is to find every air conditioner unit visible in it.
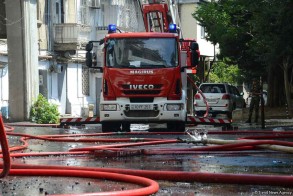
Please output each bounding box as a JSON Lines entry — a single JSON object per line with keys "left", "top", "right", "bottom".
{"left": 90, "top": 0, "right": 101, "bottom": 9}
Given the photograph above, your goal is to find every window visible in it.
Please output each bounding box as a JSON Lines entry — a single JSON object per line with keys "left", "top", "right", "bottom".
{"left": 200, "top": 84, "right": 225, "bottom": 93}
{"left": 82, "top": 66, "right": 89, "bottom": 95}
{"left": 105, "top": 38, "right": 178, "bottom": 68}
{"left": 55, "top": 0, "right": 65, "bottom": 23}
{"left": 201, "top": 26, "right": 206, "bottom": 39}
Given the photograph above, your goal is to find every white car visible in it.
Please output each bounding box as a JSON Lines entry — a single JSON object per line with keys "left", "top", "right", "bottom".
{"left": 194, "top": 83, "right": 246, "bottom": 118}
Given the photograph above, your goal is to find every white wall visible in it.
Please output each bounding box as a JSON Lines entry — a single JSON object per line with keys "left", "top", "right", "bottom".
{"left": 66, "top": 63, "right": 82, "bottom": 116}
{"left": 66, "top": 62, "right": 102, "bottom": 116}
{"left": 197, "top": 29, "right": 217, "bottom": 58}
{"left": 0, "top": 55, "right": 8, "bottom": 118}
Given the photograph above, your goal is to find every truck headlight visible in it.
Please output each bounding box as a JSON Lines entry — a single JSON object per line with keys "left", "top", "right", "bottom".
{"left": 166, "top": 104, "right": 182, "bottom": 111}
{"left": 101, "top": 104, "right": 117, "bottom": 111}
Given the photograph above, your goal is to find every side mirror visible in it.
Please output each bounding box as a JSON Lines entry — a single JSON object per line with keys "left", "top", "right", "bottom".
{"left": 190, "top": 42, "right": 199, "bottom": 67}
{"left": 190, "top": 42, "right": 199, "bottom": 50}
{"left": 191, "top": 51, "right": 199, "bottom": 67}
{"left": 86, "top": 42, "right": 93, "bottom": 51}
{"left": 86, "top": 51, "right": 103, "bottom": 72}
{"left": 86, "top": 51, "right": 93, "bottom": 67}
{"left": 85, "top": 41, "right": 103, "bottom": 72}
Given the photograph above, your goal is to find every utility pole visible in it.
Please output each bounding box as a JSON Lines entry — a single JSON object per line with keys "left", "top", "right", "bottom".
{"left": 260, "top": 76, "right": 265, "bottom": 129}
{"left": 6, "top": 0, "right": 39, "bottom": 121}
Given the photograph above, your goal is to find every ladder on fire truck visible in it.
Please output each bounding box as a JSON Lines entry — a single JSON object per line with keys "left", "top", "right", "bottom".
{"left": 138, "top": 0, "right": 182, "bottom": 34}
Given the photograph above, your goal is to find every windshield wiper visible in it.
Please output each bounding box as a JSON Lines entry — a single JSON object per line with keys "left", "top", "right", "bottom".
{"left": 117, "top": 64, "right": 136, "bottom": 68}
{"left": 153, "top": 65, "right": 167, "bottom": 68}
{"left": 140, "top": 64, "right": 167, "bottom": 68}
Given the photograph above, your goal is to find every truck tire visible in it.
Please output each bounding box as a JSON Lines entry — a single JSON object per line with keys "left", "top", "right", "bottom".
{"left": 195, "top": 111, "right": 205, "bottom": 117}
{"left": 121, "top": 123, "right": 131, "bottom": 132}
{"left": 101, "top": 122, "right": 121, "bottom": 132}
{"left": 167, "top": 122, "right": 186, "bottom": 132}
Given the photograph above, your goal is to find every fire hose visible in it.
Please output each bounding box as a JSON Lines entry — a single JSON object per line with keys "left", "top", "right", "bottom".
{"left": 187, "top": 75, "right": 210, "bottom": 117}
{"left": 8, "top": 169, "right": 159, "bottom": 196}
{"left": 0, "top": 114, "right": 10, "bottom": 178}
{"left": 1, "top": 117, "right": 293, "bottom": 195}
{"left": 0, "top": 115, "right": 160, "bottom": 196}
{"left": 9, "top": 163, "right": 293, "bottom": 187}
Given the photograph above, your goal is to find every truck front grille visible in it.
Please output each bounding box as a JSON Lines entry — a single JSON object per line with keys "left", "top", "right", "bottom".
{"left": 123, "top": 90, "right": 161, "bottom": 95}
{"left": 124, "top": 110, "right": 160, "bottom": 117}
{"left": 130, "top": 98, "right": 154, "bottom": 103}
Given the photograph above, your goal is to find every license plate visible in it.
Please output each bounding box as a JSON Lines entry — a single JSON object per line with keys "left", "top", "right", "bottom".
{"left": 130, "top": 104, "right": 153, "bottom": 110}
{"left": 207, "top": 98, "right": 218, "bottom": 103}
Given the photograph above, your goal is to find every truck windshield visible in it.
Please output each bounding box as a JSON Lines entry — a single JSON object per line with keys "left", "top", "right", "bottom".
{"left": 105, "top": 38, "right": 178, "bottom": 68}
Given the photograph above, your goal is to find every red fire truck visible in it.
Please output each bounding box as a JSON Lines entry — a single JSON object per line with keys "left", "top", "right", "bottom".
{"left": 86, "top": 27, "right": 200, "bottom": 131}
{"left": 84, "top": 1, "right": 200, "bottom": 132}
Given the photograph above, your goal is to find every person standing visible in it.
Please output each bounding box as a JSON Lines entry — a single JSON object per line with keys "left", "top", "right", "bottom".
{"left": 246, "top": 78, "right": 262, "bottom": 123}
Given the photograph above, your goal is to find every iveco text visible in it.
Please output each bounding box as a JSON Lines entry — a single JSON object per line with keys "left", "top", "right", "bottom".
{"left": 129, "top": 84, "right": 155, "bottom": 89}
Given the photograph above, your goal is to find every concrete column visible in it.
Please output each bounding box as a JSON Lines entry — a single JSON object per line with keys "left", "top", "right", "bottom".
{"left": 0, "top": 0, "right": 6, "bottom": 38}
{"left": 6, "top": 0, "right": 39, "bottom": 121}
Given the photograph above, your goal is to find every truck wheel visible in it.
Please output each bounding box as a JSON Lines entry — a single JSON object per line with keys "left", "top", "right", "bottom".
{"left": 167, "top": 122, "right": 186, "bottom": 132}
{"left": 121, "top": 123, "right": 131, "bottom": 132}
{"left": 101, "top": 122, "right": 121, "bottom": 132}
{"left": 195, "top": 111, "right": 204, "bottom": 117}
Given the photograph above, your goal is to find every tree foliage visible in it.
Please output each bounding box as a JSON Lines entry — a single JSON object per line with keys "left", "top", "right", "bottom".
{"left": 193, "top": 0, "right": 293, "bottom": 108}
{"left": 209, "top": 60, "right": 242, "bottom": 84}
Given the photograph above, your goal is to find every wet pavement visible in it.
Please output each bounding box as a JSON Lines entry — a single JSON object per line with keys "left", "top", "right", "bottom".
{"left": 1, "top": 123, "right": 293, "bottom": 196}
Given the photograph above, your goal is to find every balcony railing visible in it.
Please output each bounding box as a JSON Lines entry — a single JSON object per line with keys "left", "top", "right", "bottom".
{"left": 54, "top": 23, "right": 79, "bottom": 44}
{"left": 53, "top": 23, "right": 91, "bottom": 51}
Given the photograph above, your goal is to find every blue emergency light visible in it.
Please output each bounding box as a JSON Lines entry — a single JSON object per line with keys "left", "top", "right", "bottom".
{"left": 108, "top": 24, "right": 117, "bottom": 33}
{"left": 169, "top": 24, "right": 177, "bottom": 33}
